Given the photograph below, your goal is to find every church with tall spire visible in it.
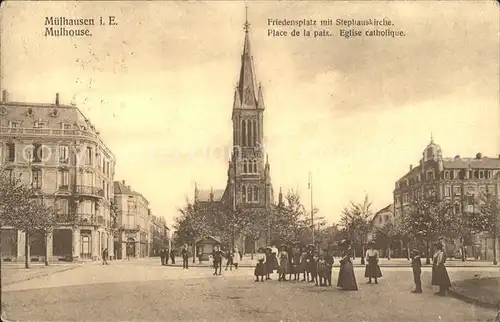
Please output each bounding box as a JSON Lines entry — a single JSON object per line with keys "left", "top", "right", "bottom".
{"left": 194, "top": 8, "right": 281, "bottom": 253}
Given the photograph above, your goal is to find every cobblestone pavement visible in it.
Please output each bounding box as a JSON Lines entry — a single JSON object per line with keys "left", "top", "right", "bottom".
{"left": 2, "top": 262, "right": 499, "bottom": 321}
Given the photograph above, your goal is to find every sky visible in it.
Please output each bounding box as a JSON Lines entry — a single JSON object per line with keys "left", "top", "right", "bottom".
{"left": 1, "top": 1, "right": 499, "bottom": 228}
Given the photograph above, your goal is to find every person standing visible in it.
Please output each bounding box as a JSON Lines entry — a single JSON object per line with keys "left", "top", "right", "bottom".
{"left": 165, "top": 248, "right": 169, "bottom": 265}
{"left": 225, "top": 248, "right": 234, "bottom": 271}
{"left": 324, "top": 248, "right": 334, "bottom": 287}
{"left": 337, "top": 240, "right": 358, "bottom": 291}
{"left": 411, "top": 249, "right": 422, "bottom": 293}
{"left": 233, "top": 247, "right": 240, "bottom": 269}
{"left": 278, "top": 245, "right": 289, "bottom": 281}
{"left": 254, "top": 247, "right": 266, "bottom": 282}
{"left": 364, "top": 241, "right": 382, "bottom": 284}
{"left": 160, "top": 248, "right": 166, "bottom": 266}
{"left": 170, "top": 248, "right": 175, "bottom": 264}
{"left": 181, "top": 244, "right": 189, "bottom": 269}
{"left": 432, "top": 242, "right": 451, "bottom": 296}
{"left": 292, "top": 244, "right": 302, "bottom": 281}
{"left": 264, "top": 247, "right": 273, "bottom": 280}
{"left": 102, "top": 248, "right": 109, "bottom": 265}
{"left": 212, "top": 245, "right": 223, "bottom": 276}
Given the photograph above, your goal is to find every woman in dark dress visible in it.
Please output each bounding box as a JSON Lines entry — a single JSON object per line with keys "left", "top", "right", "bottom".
{"left": 364, "top": 241, "right": 382, "bottom": 284}
{"left": 264, "top": 247, "right": 273, "bottom": 280}
{"left": 431, "top": 242, "right": 451, "bottom": 296}
{"left": 337, "top": 241, "right": 358, "bottom": 291}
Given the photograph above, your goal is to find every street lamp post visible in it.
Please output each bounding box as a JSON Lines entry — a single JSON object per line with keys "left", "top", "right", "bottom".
{"left": 309, "top": 172, "right": 314, "bottom": 246}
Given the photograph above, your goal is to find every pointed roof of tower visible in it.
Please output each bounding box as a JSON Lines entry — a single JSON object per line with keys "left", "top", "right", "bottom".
{"left": 237, "top": 7, "right": 259, "bottom": 109}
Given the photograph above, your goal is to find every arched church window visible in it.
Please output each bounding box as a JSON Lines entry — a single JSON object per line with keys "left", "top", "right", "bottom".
{"left": 247, "top": 186, "right": 253, "bottom": 202}
{"left": 253, "top": 160, "right": 257, "bottom": 173}
{"left": 248, "top": 119, "right": 253, "bottom": 147}
{"left": 242, "top": 186, "right": 247, "bottom": 203}
{"left": 241, "top": 120, "right": 247, "bottom": 146}
{"left": 252, "top": 120, "right": 257, "bottom": 146}
{"left": 253, "top": 186, "right": 259, "bottom": 202}
{"left": 243, "top": 159, "right": 248, "bottom": 173}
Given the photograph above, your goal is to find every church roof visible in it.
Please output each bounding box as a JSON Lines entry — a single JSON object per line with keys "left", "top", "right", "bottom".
{"left": 197, "top": 188, "right": 225, "bottom": 202}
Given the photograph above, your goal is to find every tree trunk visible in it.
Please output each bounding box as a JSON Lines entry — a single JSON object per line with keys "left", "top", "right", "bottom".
{"left": 387, "top": 245, "right": 391, "bottom": 260}
{"left": 425, "top": 239, "right": 431, "bottom": 265}
{"left": 461, "top": 237, "right": 466, "bottom": 262}
{"left": 360, "top": 244, "right": 365, "bottom": 265}
{"left": 44, "top": 232, "right": 49, "bottom": 266}
{"left": 192, "top": 244, "right": 196, "bottom": 264}
{"left": 406, "top": 242, "right": 410, "bottom": 260}
{"left": 493, "top": 232, "right": 498, "bottom": 265}
{"left": 25, "top": 232, "right": 30, "bottom": 269}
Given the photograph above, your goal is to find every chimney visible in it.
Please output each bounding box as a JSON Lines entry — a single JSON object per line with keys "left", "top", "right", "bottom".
{"left": 55, "top": 93, "right": 60, "bottom": 105}
{"left": 122, "top": 180, "right": 125, "bottom": 185}
{"left": 409, "top": 164, "right": 413, "bottom": 171}
{"left": 455, "top": 155, "right": 460, "bottom": 160}
{"left": 2, "top": 90, "right": 7, "bottom": 102}
{"left": 476, "top": 153, "right": 482, "bottom": 159}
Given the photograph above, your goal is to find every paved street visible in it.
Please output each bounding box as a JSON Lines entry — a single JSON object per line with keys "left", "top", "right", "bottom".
{"left": 2, "top": 259, "right": 499, "bottom": 321}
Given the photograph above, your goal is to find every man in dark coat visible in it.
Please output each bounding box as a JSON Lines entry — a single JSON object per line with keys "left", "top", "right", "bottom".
{"left": 160, "top": 248, "right": 165, "bottom": 266}
{"left": 170, "top": 249, "right": 175, "bottom": 264}
{"left": 212, "top": 245, "right": 223, "bottom": 276}
{"left": 181, "top": 245, "right": 189, "bottom": 269}
{"left": 411, "top": 249, "right": 422, "bottom": 293}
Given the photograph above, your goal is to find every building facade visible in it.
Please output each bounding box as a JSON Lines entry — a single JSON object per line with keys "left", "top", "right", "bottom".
{"left": 194, "top": 17, "right": 275, "bottom": 254}
{"left": 0, "top": 91, "right": 116, "bottom": 262}
{"left": 113, "top": 180, "right": 170, "bottom": 259}
{"left": 393, "top": 137, "right": 500, "bottom": 259}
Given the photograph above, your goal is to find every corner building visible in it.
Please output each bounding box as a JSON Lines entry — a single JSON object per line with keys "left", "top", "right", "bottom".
{"left": 0, "top": 91, "right": 116, "bottom": 262}
{"left": 393, "top": 137, "right": 500, "bottom": 259}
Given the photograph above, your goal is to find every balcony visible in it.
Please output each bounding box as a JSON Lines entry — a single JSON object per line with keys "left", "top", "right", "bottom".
{"left": 73, "top": 185, "right": 104, "bottom": 198}
{"left": 77, "top": 213, "right": 97, "bottom": 226}
{"left": 0, "top": 127, "right": 100, "bottom": 140}
{"left": 120, "top": 224, "right": 141, "bottom": 231}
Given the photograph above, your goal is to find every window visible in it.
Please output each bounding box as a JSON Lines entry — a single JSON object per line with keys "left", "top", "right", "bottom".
{"left": 253, "top": 160, "right": 257, "bottom": 173}
{"left": 252, "top": 120, "right": 257, "bottom": 146}
{"left": 444, "top": 171, "right": 450, "bottom": 179}
{"left": 32, "top": 143, "right": 43, "bottom": 163}
{"left": 445, "top": 186, "right": 451, "bottom": 197}
{"left": 62, "top": 123, "right": 72, "bottom": 130}
{"left": 454, "top": 203, "right": 462, "bottom": 214}
{"left": 34, "top": 121, "right": 46, "bottom": 128}
{"left": 454, "top": 186, "right": 461, "bottom": 196}
{"left": 242, "top": 186, "right": 247, "bottom": 203}
{"left": 241, "top": 120, "right": 247, "bottom": 147}
{"left": 59, "top": 145, "right": 69, "bottom": 163}
{"left": 403, "top": 193, "right": 408, "bottom": 203}
{"left": 248, "top": 120, "right": 253, "bottom": 147}
{"left": 243, "top": 160, "right": 248, "bottom": 173}
{"left": 426, "top": 170, "right": 434, "bottom": 180}
{"left": 427, "top": 148, "right": 433, "bottom": 158}
{"left": 9, "top": 121, "right": 20, "bottom": 128}
{"left": 85, "top": 147, "right": 92, "bottom": 166}
{"left": 479, "top": 171, "right": 484, "bottom": 179}
{"left": 127, "top": 200, "right": 136, "bottom": 214}
{"left": 57, "top": 199, "right": 69, "bottom": 214}
{"left": 6, "top": 143, "right": 15, "bottom": 162}
{"left": 31, "top": 169, "right": 42, "bottom": 189}
{"left": 253, "top": 186, "right": 259, "bottom": 202}
{"left": 59, "top": 170, "right": 69, "bottom": 188}
{"left": 247, "top": 186, "right": 252, "bottom": 202}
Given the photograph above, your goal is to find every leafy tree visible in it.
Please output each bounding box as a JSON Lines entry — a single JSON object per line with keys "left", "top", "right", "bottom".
{"left": 174, "top": 200, "right": 211, "bottom": 260}
{"left": 340, "top": 195, "right": 374, "bottom": 264}
{"left": 468, "top": 192, "right": 499, "bottom": 265}
{"left": 240, "top": 208, "right": 267, "bottom": 258}
{"left": 401, "top": 194, "right": 455, "bottom": 264}
{"left": 270, "top": 190, "right": 310, "bottom": 245}
{"left": 374, "top": 221, "right": 399, "bottom": 260}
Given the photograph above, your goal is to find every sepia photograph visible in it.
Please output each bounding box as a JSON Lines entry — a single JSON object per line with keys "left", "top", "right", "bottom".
{"left": 0, "top": 1, "right": 499, "bottom": 321}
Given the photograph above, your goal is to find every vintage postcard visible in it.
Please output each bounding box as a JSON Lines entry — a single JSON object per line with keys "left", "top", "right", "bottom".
{"left": 0, "top": 1, "right": 499, "bottom": 321}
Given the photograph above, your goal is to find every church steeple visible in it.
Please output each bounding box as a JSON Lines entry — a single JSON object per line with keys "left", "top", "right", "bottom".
{"left": 237, "top": 6, "right": 258, "bottom": 109}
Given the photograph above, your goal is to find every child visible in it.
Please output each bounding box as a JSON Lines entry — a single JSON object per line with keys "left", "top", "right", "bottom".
{"left": 317, "top": 255, "right": 328, "bottom": 286}
{"left": 254, "top": 247, "right": 266, "bottom": 282}
{"left": 411, "top": 249, "right": 422, "bottom": 293}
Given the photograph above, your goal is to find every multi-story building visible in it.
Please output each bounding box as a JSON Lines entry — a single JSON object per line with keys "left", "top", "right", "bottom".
{"left": 113, "top": 180, "right": 167, "bottom": 259}
{"left": 0, "top": 91, "right": 116, "bottom": 261}
{"left": 393, "top": 137, "right": 500, "bottom": 259}
{"left": 148, "top": 212, "right": 170, "bottom": 256}
{"left": 193, "top": 15, "right": 277, "bottom": 254}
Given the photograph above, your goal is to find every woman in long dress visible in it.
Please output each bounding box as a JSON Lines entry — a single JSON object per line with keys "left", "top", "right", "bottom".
{"left": 278, "top": 245, "right": 289, "bottom": 281}
{"left": 337, "top": 242, "right": 358, "bottom": 291}
{"left": 431, "top": 242, "right": 451, "bottom": 296}
{"left": 232, "top": 247, "right": 240, "bottom": 269}
{"left": 254, "top": 247, "right": 266, "bottom": 282}
{"left": 364, "top": 241, "right": 382, "bottom": 284}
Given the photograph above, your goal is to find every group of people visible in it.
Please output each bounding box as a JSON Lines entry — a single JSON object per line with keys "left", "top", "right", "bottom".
{"left": 210, "top": 245, "right": 241, "bottom": 276}
{"left": 159, "top": 248, "right": 176, "bottom": 266}
{"left": 253, "top": 243, "right": 335, "bottom": 286}
{"left": 251, "top": 239, "right": 453, "bottom": 296}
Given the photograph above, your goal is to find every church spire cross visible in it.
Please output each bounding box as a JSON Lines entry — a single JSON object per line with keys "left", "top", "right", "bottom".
{"left": 243, "top": 5, "right": 250, "bottom": 33}
{"left": 430, "top": 132, "right": 434, "bottom": 143}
